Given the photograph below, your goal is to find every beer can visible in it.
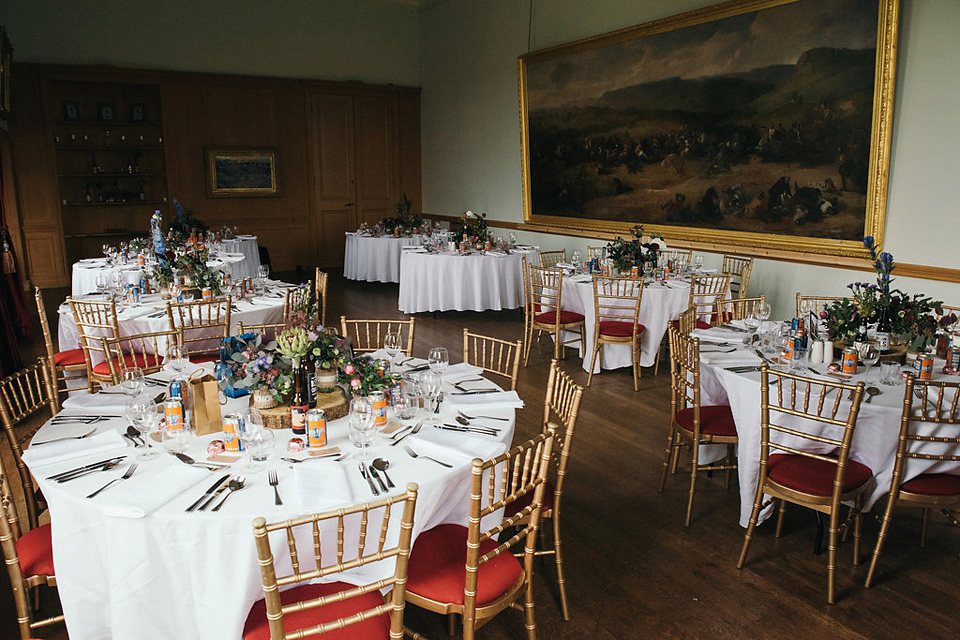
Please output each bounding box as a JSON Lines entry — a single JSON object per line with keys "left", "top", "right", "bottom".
{"left": 202, "top": 287, "right": 213, "bottom": 302}
{"left": 222, "top": 414, "right": 243, "bottom": 452}
{"left": 370, "top": 391, "right": 387, "bottom": 428}
{"left": 947, "top": 345, "right": 960, "bottom": 370}
{"left": 841, "top": 348, "right": 858, "bottom": 375}
{"left": 791, "top": 317, "right": 800, "bottom": 332}
{"left": 130, "top": 286, "right": 141, "bottom": 305}
{"left": 630, "top": 266, "right": 639, "bottom": 279}
{"left": 915, "top": 353, "right": 934, "bottom": 381}
{"left": 169, "top": 378, "right": 184, "bottom": 402}
{"left": 164, "top": 399, "right": 184, "bottom": 431}
{"left": 306, "top": 408, "right": 327, "bottom": 448}
{"left": 375, "top": 359, "right": 389, "bottom": 378}
{"left": 136, "top": 253, "right": 145, "bottom": 267}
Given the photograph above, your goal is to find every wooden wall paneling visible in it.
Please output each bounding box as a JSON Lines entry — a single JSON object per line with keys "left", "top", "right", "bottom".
{"left": 397, "top": 91, "right": 422, "bottom": 214}
{"left": 309, "top": 93, "right": 356, "bottom": 269}
{"left": 354, "top": 95, "right": 399, "bottom": 227}
{"left": 161, "top": 83, "right": 203, "bottom": 216}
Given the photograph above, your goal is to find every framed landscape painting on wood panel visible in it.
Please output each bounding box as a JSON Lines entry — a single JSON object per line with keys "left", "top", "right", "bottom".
{"left": 205, "top": 148, "right": 280, "bottom": 197}
{"left": 518, "top": 0, "right": 900, "bottom": 258}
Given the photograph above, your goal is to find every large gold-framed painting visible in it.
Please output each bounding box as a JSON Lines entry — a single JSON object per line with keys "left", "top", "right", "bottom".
{"left": 518, "top": 0, "right": 899, "bottom": 257}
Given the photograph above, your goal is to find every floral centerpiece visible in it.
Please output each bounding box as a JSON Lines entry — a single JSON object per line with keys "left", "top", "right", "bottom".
{"left": 220, "top": 333, "right": 294, "bottom": 404}
{"left": 452, "top": 211, "right": 490, "bottom": 243}
{"left": 824, "top": 237, "right": 953, "bottom": 352}
{"left": 379, "top": 195, "right": 423, "bottom": 236}
{"left": 312, "top": 329, "right": 348, "bottom": 371}
{"left": 340, "top": 356, "right": 393, "bottom": 397}
{"left": 605, "top": 225, "right": 665, "bottom": 273}
{"left": 275, "top": 327, "right": 314, "bottom": 368}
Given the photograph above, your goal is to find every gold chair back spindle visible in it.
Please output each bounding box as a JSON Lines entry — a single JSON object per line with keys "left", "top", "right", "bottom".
{"left": 588, "top": 275, "right": 645, "bottom": 390}
{"left": 68, "top": 297, "right": 121, "bottom": 392}
{"left": 100, "top": 328, "right": 183, "bottom": 383}
{"left": 283, "top": 282, "right": 314, "bottom": 323}
{"left": 523, "top": 262, "right": 585, "bottom": 366}
{"left": 34, "top": 287, "right": 84, "bottom": 406}
{"left": 462, "top": 328, "right": 522, "bottom": 390}
{"left": 340, "top": 317, "right": 416, "bottom": 356}
{"left": 721, "top": 254, "right": 754, "bottom": 298}
{"left": 716, "top": 295, "right": 766, "bottom": 324}
{"left": 538, "top": 249, "right": 566, "bottom": 270}
{"left": 165, "top": 297, "right": 231, "bottom": 362}
{"left": 796, "top": 293, "right": 845, "bottom": 319}
{"left": 315, "top": 268, "right": 329, "bottom": 327}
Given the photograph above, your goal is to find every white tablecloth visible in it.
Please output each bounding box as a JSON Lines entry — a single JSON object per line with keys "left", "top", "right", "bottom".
{"left": 220, "top": 235, "right": 261, "bottom": 279}
{"left": 698, "top": 352, "right": 960, "bottom": 527}
{"left": 72, "top": 254, "right": 248, "bottom": 297}
{"left": 562, "top": 276, "right": 690, "bottom": 371}
{"left": 26, "top": 361, "right": 515, "bottom": 640}
{"left": 59, "top": 282, "right": 288, "bottom": 365}
{"left": 344, "top": 233, "right": 427, "bottom": 283}
{"left": 398, "top": 248, "right": 538, "bottom": 314}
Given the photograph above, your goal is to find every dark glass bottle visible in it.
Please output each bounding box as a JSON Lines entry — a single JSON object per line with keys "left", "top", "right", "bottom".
{"left": 853, "top": 317, "right": 870, "bottom": 354}
{"left": 875, "top": 305, "right": 891, "bottom": 353}
{"left": 290, "top": 360, "right": 309, "bottom": 435}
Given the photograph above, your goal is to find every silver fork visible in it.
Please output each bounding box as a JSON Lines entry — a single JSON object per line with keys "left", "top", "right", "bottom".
{"left": 457, "top": 411, "right": 509, "bottom": 422}
{"left": 390, "top": 421, "right": 422, "bottom": 446}
{"left": 86, "top": 463, "right": 137, "bottom": 498}
{"left": 268, "top": 469, "right": 282, "bottom": 505}
{"left": 403, "top": 444, "right": 452, "bottom": 468}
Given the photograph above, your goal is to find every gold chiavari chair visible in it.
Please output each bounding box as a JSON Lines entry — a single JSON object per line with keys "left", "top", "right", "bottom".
{"left": 796, "top": 293, "right": 845, "bottom": 319}
{"left": 99, "top": 328, "right": 182, "bottom": 383}
{"left": 0, "top": 455, "right": 63, "bottom": 640}
{"left": 865, "top": 376, "right": 960, "bottom": 587}
{"left": 462, "top": 328, "right": 522, "bottom": 390}
{"left": 588, "top": 275, "right": 645, "bottom": 391}
{"left": 738, "top": 365, "right": 870, "bottom": 604}
{"left": 676, "top": 305, "right": 697, "bottom": 335}
{"left": 0, "top": 359, "right": 57, "bottom": 531}
{"left": 716, "top": 294, "right": 766, "bottom": 324}
{"left": 654, "top": 273, "right": 730, "bottom": 375}
{"left": 236, "top": 321, "right": 285, "bottom": 340}
{"left": 505, "top": 360, "right": 583, "bottom": 620}
{"left": 68, "top": 297, "right": 120, "bottom": 392}
{"left": 659, "top": 324, "right": 739, "bottom": 527}
{"left": 721, "top": 254, "right": 754, "bottom": 299}
{"left": 586, "top": 246, "right": 605, "bottom": 261}
{"left": 340, "top": 317, "right": 415, "bottom": 356}
{"left": 34, "top": 288, "right": 84, "bottom": 406}
{"left": 404, "top": 430, "right": 555, "bottom": 640}
{"left": 243, "top": 484, "right": 420, "bottom": 640}
{"left": 165, "top": 297, "right": 232, "bottom": 363}
{"left": 315, "top": 268, "right": 330, "bottom": 327}
{"left": 538, "top": 249, "right": 566, "bottom": 269}
{"left": 283, "top": 282, "right": 313, "bottom": 323}
{"left": 669, "top": 249, "right": 692, "bottom": 270}
{"left": 523, "top": 261, "right": 585, "bottom": 366}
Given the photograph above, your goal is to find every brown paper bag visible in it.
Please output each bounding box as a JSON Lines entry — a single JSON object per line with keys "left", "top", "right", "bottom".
{"left": 188, "top": 371, "right": 223, "bottom": 436}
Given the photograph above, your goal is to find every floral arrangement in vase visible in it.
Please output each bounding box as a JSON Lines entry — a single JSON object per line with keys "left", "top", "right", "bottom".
{"left": 452, "top": 211, "right": 490, "bottom": 242}
{"left": 220, "top": 332, "right": 293, "bottom": 403}
{"left": 379, "top": 194, "right": 423, "bottom": 236}
{"left": 339, "top": 357, "right": 393, "bottom": 397}
{"left": 605, "top": 225, "right": 665, "bottom": 273}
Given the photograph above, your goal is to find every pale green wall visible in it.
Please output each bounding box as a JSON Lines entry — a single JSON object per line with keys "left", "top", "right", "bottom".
{"left": 420, "top": 0, "right": 960, "bottom": 318}
{"left": 2, "top": 0, "right": 421, "bottom": 85}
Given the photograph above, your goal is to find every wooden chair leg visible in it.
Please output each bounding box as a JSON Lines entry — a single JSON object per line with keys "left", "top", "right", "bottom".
{"left": 775, "top": 500, "right": 787, "bottom": 538}
{"left": 587, "top": 342, "right": 600, "bottom": 387}
{"left": 920, "top": 508, "right": 929, "bottom": 547}
{"left": 658, "top": 428, "right": 677, "bottom": 492}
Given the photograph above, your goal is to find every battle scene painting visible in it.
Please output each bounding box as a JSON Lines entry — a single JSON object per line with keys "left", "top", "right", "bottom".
{"left": 520, "top": 0, "right": 898, "bottom": 250}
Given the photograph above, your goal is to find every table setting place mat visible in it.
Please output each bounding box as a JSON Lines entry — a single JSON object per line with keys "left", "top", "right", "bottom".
{"left": 700, "top": 350, "right": 763, "bottom": 368}
{"left": 690, "top": 326, "right": 752, "bottom": 344}
{"left": 445, "top": 390, "right": 524, "bottom": 410}
{"left": 101, "top": 461, "right": 210, "bottom": 518}
{"left": 293, "top": 461, "right": 356, "bottom": 515}
{"left": 404, "top": 433, "right": 506, "bottom": 467}
{"left": 23, "top": 428, "right": 129, "bottom": 469}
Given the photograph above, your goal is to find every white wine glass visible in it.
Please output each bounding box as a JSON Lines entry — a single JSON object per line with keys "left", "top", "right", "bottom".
{"left": 693, "top": 255, "right": 704, "bottom": 273}
{"left": 383, "top": 331, "right": 402, "bottom": 372}
{"left": 757, "top": 303, "right": 772, "bottom": 323}
{"left": 860, "top": 343, "right": 880, "bottom": 381}
{"left": 257, "top": 264, "right": 270, "bottom": 292}
{"left": 419, "top": 371, "right": 444, "bottom": 427}
{"left": 120, "top": 368, "right": 145, "bottom": 398}
{"left": 428, "top": 346, "right": 449, "bottom": 375}
{"left": 348, "top": 397, "right": 376, "bottom": 461}
{"left": 508, "top": 231, "right": 517, "bottom": 246}
{"left": 133, "top": 403, "right": 162, "bottom": 461}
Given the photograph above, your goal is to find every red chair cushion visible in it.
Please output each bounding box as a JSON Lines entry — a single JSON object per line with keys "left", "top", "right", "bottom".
{"left": 901, "top": 473, "right": 960, "bottom": 496}
{"left": 406, "top": 523, "right": 523, "bottom": 607}
{"left": 668, "top": 319, "right": 712, "bottom": 331}
{"left": 598, "top": 321, "right": 646, "bottom": 338}
{"left": 768, "top": 454, "right": 872, "bottom": 496}
{"left": 503, "top": 479, "right": 555, "bottom": 518}
{"left": 54, "top": 348, "right": 85, "bottom": 366}
{"left": 92, "top": 353, "right": 162, "bottom": 375}
{"left": 17, "top": 523, "right": 54, "bottom": 578}
{"left": 675, "top": 405, "right": 737, "bottom": 438}
{"left": 188, "top": 353, "right": 220, "bottom": 364}
{"left": 243, "top": 581, "right": 390, "bottom": 640}
{"left": 535, "top": 310, "right": 584, "bottom": 326}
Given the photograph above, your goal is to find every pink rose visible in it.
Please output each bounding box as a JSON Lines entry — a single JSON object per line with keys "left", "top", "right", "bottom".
{"left": 344, "top": 363, "right": 356, "bottom": 375}
{"left": 350, "top": 378, "right": 361, "bottom": 389}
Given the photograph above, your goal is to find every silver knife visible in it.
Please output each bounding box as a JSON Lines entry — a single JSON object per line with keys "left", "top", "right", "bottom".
{"left": 359, "top": 463, "right": 379, "bottom": 496}
{"left": 47, "top": 456, "right": 126, "bottom": 481}
{"left": 55, "top": 459, "right": 123, "bottom": 483}
{"left": 195, "top": 475, "right": 234, "bottom": 511}
{"left": 368, "top": 464, "right": 388, "bottom": 492}
{"left": 449, "top": 390, "right": 499, "bottom": 395}
{"left": 187, "top": 474, "right": 231, "bottom": 512}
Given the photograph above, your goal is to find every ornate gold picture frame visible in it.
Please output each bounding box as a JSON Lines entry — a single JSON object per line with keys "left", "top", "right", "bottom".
{"left": 205, "top": 148, "right": 280, "bottom": 198}
{"left": 518, "top": 0, "right": 900, "bottom": 258}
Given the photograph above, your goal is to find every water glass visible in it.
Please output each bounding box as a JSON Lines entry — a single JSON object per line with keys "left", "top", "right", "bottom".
{"left": 789, "top": 347, "right": 807, "bottom": 372}
{"left": 238, "top": 410, "right": 270, "bottom": 473}
{"left": 880, "top": 362, "right": 901, "bottom": 386}
{"left": 384, "top": 331, "right": 402, "bottom": 371}
{"left": 120, "top": 368, "right": 145, "bottom": 397}
{"left": 428, "top": 346, "right": 449, "bottom": 374}
{"left": 167, "top": 343, "right": 188, "bottom": 373}
{"left": 348, "top": 397, "right": 376, "bottom": 460}
{"left": 137, "top": 406, "right": 163, "bottom": 461}
{"left": 162, "top": 420, "right": 191, "bottom": 455}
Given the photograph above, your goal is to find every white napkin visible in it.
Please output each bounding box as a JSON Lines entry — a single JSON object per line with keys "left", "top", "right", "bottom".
{"left": 690, "top": 327, "right": 750, "bottom": 344}
{"left": 441, "top": 363, "right": 484, "bottom": 382}
{"left": 293, "top": 462, "right": 355, "bottom": 515}
{"left": 445, "top": 390, "right": 524, "bottom": 410}
{"left": 700, "top": 350, "right": 762, "bottom": 367}
{"left": 236, "top": 235, "right": 257, "bottom": 240}
{"left": 62, "top": 389, "right": 162, "bottom": 414}
{"left": 569, "top": 274, "right": 592, "bottom": 283}
{"left": 102, "top": 462, "right": 209, "bottom": 518}
{"left": 23, "top": 429, "right": 129, "bottom": 468}
{"left": 486, "top": 250, "right": 507, "bottom": 257}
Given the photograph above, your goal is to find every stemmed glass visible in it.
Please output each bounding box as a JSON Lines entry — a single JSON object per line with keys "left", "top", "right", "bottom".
{"left": 756, "top": 303, "right": 771, "bottom": 324}
{"left": 257, "top": 264, "right": 270, "bottom": 292}
{"left": 120, "top": 368, "right": 145, "bottom": 398}
{"left": 419, "top": 371, "right": 444, "bottom": 427}
{"left": 384, "top": 331, "right": 402, "bottom": 373}
{"left": 693, "top": 255, "right": 704, "bottom": 273}
{"left": 238, "top": 410, "right": 274, "bottom": 473}
{"left": 428, "top": 346, "right": 449, "bottom": 375}
{"left": 102, "top": 243, "right": 112, "bottom": 261}
{"left": 166, "top": 343, "right": 188, "bottom": 375}
{"left": 508, "top": 232, "right": 517, "bottom": 246}
{"left": 571, "top": 250, "right": 582, "bottom": 272}
{"left": 347, "top": 397, "right": 376, "bottom": 461}
{"left": 95, "top": 274, "right": 108, "bottom": 297}
{"left": 743, "top": 309, "right": 761, "bottom": 340}
{"left": 127, "top": 400, "right": 162, "bottom": 461}
{"left": 860, "top": 343, "right": 880, "bottom": 381}
{"left": 642, "top": 261, "right": 653, "bottom": 281}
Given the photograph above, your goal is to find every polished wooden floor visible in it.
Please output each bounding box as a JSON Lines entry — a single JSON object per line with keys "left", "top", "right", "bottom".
{"left": 4, "top": 271, "right": 957, "bottom": 639}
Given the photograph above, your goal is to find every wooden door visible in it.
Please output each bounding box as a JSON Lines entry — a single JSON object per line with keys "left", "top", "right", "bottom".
{"left": 309, "top": 94, "right": 356, "bottom": 268}
{"left": 354, "top": 95, "right": 399, "bottom": 228}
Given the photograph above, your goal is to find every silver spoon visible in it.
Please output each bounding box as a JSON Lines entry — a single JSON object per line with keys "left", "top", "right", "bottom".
{"left": 211, "top": 477, "right": 246, "bottom": 511}
{"left": 864, "top": 386, "right": 881, "bottom": 404}
{"left": 372, "top": 458, "right": 395, "bottom": 488}
{"left": 127, "top": 425, "right": 146, "bottom": 446}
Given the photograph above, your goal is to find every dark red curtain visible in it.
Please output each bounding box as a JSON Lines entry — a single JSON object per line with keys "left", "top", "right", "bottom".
{"left": 0, "top": 151, "right": 31, "bottom": 376}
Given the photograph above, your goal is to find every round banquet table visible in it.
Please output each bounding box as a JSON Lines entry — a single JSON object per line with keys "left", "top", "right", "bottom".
{"left": 219, "top": 235, "right": 261, "bottom": 279}
{"left": 58, "top": 281, "right": 289, "bottom": 365}
{"left": 71, "top": 254, "right": 248, "bottom": 297}
{"left": 398, "top": 247, "right": 539, "bottom": 314}
{"left": 343, "top": 232, "right": 427, "bottom": 283}
{"left": 694, "top": 336, "right": 960, "bottom": 527}
{"left": 23, "top": 360, "right": 516, "bottom": 640}
{"left": 561, "top": 274, "right": 690, "bottom": 371}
